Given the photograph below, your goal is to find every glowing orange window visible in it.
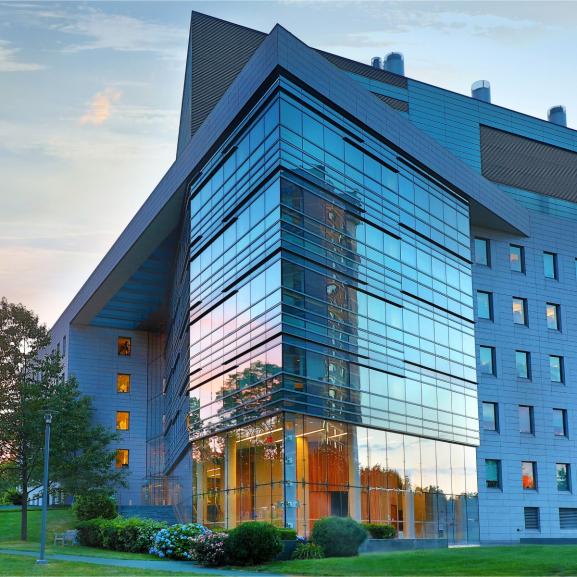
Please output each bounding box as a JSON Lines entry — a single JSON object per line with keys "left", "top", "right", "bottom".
{"left": 117, "top": 337, "right": 131, "bottom": 356}
{"left": 115, "top": 449, "right": 129, "bottom": 469}
{"left": 116, "top": 411, "right": 130, "bottom": 431}
{"left": 117, "top": 374, "right": 131, "bottom": 393}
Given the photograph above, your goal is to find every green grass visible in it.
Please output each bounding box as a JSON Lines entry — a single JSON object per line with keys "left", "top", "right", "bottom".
{"left": 0, "top": 507, "right": 76, "bottom": 543}
{"left": 260, "top": 545, "right": 577, "bottom": 576}
{"left": 0, "top": 554, "right": 193, "bottom": 576}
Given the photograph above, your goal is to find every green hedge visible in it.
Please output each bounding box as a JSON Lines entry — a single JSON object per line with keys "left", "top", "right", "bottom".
{"left": 225, "top": 522, "right": 282, "bottom": 566}
{"left": 362, "top": 523, "right": 397, "bottom": 539}
{"left": 73, "top": 492, "right": 117, "bottom": 521}
{"left": 277, "top": 527, "right": 297, "bottom": 540}
{"left": 311, "top": 517, "right": 367, "bottom": 557}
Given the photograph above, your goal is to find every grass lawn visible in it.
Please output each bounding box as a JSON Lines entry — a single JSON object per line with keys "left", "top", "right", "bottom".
{"left": 0, "top": 554, "right": 192, "bottom": 576}
{"left": 261, "top": 545, "right": 577, "bottom": 576}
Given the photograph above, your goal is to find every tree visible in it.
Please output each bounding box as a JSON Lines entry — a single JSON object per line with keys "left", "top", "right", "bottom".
{"left": 0, "top": 297, "right": 125, "bottom": 540}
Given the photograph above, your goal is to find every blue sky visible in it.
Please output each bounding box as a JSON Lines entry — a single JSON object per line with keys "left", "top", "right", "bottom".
{"left": 1, "top": 1, "right": 576, "bottom": 326}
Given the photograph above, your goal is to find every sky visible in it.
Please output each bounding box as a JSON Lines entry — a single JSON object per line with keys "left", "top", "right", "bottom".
{"left": 1, "top": 0, "right": 577, "bottom": 327}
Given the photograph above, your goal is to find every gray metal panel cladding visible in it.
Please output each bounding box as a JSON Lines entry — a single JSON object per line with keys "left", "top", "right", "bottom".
{"left": 187, "top": 12, "right": 267, "bottom": 140}
{"left": 480, "top": 125, "right": 577, "bottom": 203}
{"left": 371, "top": 92, "right": 409, "bottom": 112}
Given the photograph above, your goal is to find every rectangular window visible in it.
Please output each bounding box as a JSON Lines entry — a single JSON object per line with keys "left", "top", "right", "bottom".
{"left": 482, "top": 401, "right": 498, "bottom": 431}
{"left": 553, "top": 408, "right": 568, "bottom": 437}
{"left": 512, "top": 297, "right": 527, "bottom": 325}
{"left": 519, "top": 405, "right": 534, "bottom": 434}
{"left": 560, "top": 508, "right": 577, "bottom": 529}
{"left": 117, "top": 374, "right": 131, "bottom": 394}
{"left": 544, "top": 251, "right": 558, "bottom": 279}
{"left": 557, "top": 464, "right": 571, "bottom": 492}
{"left": 116, "top": 411, "right": 130, "bottom": 431}
{"left": 550, "top": 355, "right": 564, "bottom": 383}
{"left": 477, "top": 291, "right": 493, "bottom": 320}
{"left": 117, "top": 337, "right": 132, "bottom": 356}
{"left": 474, "top": 238, "right": 490, "bottom": 266}
{"left": 479, "top": 346, "right": 495, "bottom": 375}
{"left": 115, "top": 449, "right": 129, "bottom": 469}
{"left": 522, "top": 461, "right": 537, "bottom": 490}
{"left": 510, "top": 244, "right": 525, "bottom": 272}
{"left": 546, "top": 303, "right": 560, "bottom": 330}
{"left": 62, "top": 335, "right": 67, "bottom": 357}
{"left": 515, "top": 350, "right": 530, "bottom": 379}
{"left": 524, "top": 507, "right": 540, "bottom": 530}
{"left": 485, "top": 459, "right": 501, "bottom": 489}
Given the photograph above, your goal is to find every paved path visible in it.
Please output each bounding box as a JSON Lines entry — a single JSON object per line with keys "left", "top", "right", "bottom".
{"left": 0, "top": 548, "right": 286, "bottom": 576}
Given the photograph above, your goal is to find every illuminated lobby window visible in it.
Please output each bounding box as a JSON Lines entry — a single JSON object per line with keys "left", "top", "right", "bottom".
{"left": 116, "top": 411, "right": 130, "bottom": 431}
{"left": 116, "top": 449, "right": 129, "bottom": 469}
{"left": 117, "top": 373, "right": 131, "bottom": 394}
{"left": 117, "top": 337, "right": 131, "bottom": 356}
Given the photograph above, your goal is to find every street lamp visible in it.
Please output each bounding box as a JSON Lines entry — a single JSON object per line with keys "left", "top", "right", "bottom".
{"left": 36, "top": 413, "right": 52, "bottom": 565}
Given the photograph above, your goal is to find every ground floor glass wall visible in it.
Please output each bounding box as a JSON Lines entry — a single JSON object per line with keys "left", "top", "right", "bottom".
{"left": 191, "top": 413, "right": 479, "bottom": 543}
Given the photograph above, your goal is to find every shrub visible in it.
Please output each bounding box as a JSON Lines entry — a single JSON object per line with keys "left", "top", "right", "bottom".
{"left": 73, "top": 491, "right": 117, "bottom": 521}
{"left": 149, "top": 523, "right": 208, "bottom": 560}
{"left": 225, "top": 522, "right": 282, "bottom": 566}
{"left": 277, "top": 528, "right": 297, "bottom": 541}
{"left": 311, "top": 517, "right": 367, "bottom": 557}
{"left": 1, "top": 488, "right": 22, "bottom": 505}
{"left": 76, "top": 518, "right": 108, "bottom": 548}
{"left": 193, "top": 532, "right": 229, "bottom": 567}
{"left": 362, "top": 523, "right": 397, "bottom": 539}
{"left": 291, "top": 542, "right": 324, "bottom": 560}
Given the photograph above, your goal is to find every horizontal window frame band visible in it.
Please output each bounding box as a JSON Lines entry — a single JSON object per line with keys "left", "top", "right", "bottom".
{"left": 344, "top": 282, "right": 403, "bottom": 309}
{"left": 282, "top": 330, "right": 371, "bottom": 361}
{"left": 188, "top": 365, "right": 239, "bottom": 393}
{"left": 343, "top": 136, "right": 399, "bottom": 175}
{"left": 349, "top": 210, "right": 401, "bottom": 240}
{"left": 221, "top": 331, "right": 283, "bottom": 366}
{"left": 403, "top": 358, "right": 477, "bottom": 387}
{"left": 189, "top": 289, "right": 239, "bottom": 327}
{"left": 189, "top": 234, "right": 203, "bottom": 250}
{"left": 189, "top": 216, "right": 238, "bottom": 263}
{"left": 399, "top": 222, "right": 471, "bottom": 265}
{"left": 189, "top": 300, "right": 202, "bottom": 313}
{"left": 221, "top": 246, "right": 282, "bottom": 294}
{"left": 400, "top": 289, "right": 474, "bottom": 325}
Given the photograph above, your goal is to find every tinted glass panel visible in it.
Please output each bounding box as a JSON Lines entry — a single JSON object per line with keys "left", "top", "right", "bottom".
{"left": 553, "top": 409, "right": 567, "bottom": 437}
{"left": 522, "top": 461, "right": 536, "bottom": 490}
{"left": 477, "top": 291, "right": 492, "bottom": 320}
{"left": 519, "top": 405, "right": 533, "bottom": 434}
{"left": 512, "top": 298, "right": 526, "bottom": 325}
{"left": 515, "top": 351, "right": 529, "bottom": 379}
{"left": 482, "top": 402, "right": 497, "bottom": 431}
{"left": 550, "top": 356, "right": 563, "bottom": 382}
{"left": 557, "top": 463, "right": 570, "bottom": 491}
{"left": 544, "top": 252, "right": 557, "bottom": 279}
{"left": 510, "top": 245, "right": 524, "bottom": 272}
{"left": 485, "top": 459, "right": 500, "bottom": 488}
{"left": 479, "top": 346, "right": 494, "bottom": 375}
{"left": 546, "top": 303, "right": 560, "bottom": 330}
{"left": 474, "top": 238, "right": 489, "bottom": 266}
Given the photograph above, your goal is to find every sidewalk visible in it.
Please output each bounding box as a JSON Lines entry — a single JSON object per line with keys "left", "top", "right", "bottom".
{"left": 0, "top": 548, "right": 285, "bottom": 576}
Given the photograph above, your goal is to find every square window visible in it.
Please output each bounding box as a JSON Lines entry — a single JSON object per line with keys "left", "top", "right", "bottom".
{"left": 512, "top": 297, "right": 527, "bottom": 325}
{"left": 524, "top": 507, "right": 540, "bottom": 530}
{"left": 510, "top": 245, "right": 525, "bottom": 272}
{"left": 553, "top": 408, "right": 568, "bottom": 437}
{"left": 118, "top": 337, "right": 132, "bottom": 356}
{"left": 474, "top": 238, "right": 490, "bottom": 266}
{"left": 482, "top": 401, "right": 498, "bottom": 431}
{"left": 522, "top": 461, "right": 537, "bottom": 490}
{"left": 477, "top": 291, "right": 493, "bottom": 320}
{"left": 485, "top": 459, "right": 501, "bottom": 489}
{"left": 117, "top": 374, "right": 131, "bottom": 394}
{"left": 546, "top": 303, "right": 560, "bottom": 330}
{"left": 550, "top": 355, "right": 564, "bottom": 383}
{"left": 116, "top": 449, "right": 129, "bottom": 469}
{"left": 519, "top": 405, "right": 534, "bottom": 434}
{"left": 116, "top": 411, "right": 130, "bottom": 431}
{"left": 557, "top": 463, "right": 571, "bottom": 492}
{"left": 479, "top": 346, "right": 495, "bottom": 375}
{"left": 515, "top": 351, "right": 530, "bottom": 379}
{"left": 544, "top": 252, "right": 558, "bottom": 279}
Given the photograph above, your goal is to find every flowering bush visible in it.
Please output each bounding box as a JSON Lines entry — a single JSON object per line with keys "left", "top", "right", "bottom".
{"left": 192, "top": 532, "right": 229, "bottom": 567}
{"left": 149, "top": 523, "right": 208, "bottom": 560}
{"left": 292, "top": 542, "right": 324, "bottom": 560}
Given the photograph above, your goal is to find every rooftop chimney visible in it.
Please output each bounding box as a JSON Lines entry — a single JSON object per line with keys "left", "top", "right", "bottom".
{"left": 471, "top": 80, "right": 491, "bottom": 103}
{"left": 548, "top": 105, "right": 567, "bottom": 127}
{"left": 371, "top": 56, "right": 382, "bottom": 69}
{"left": 383, "top": 52, "right": 404, "bottom": 76}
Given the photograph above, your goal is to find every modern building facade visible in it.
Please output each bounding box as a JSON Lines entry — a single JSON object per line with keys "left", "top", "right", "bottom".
{"left": 48, "top": 11, "right": 577, "bottom": 544}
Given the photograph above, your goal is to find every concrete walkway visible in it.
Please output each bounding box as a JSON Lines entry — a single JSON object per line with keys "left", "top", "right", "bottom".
{"left": 0, "top": 548, "right": 285, "bottom": 576}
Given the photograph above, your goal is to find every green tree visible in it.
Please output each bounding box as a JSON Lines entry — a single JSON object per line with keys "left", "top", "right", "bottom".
{"left": 0, "top": 297, "right": 125, "bottom": 540}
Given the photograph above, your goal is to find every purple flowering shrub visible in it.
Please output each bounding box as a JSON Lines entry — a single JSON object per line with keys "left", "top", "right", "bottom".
{"left": 149, "top": 523, "right": 208, "bottom": 560}
{"left": 192, "top": 532, "right": 229, "bottom": 567}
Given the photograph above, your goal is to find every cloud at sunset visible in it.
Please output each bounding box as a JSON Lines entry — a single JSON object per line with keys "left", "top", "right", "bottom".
{"left": 80, "top": 87, "right": 122, "bottom": 125}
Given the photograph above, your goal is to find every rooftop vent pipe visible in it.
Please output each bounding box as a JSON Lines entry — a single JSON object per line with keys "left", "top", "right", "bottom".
{"left": 383, "top": 52, "right": 404, "bottom": 75}
{"left": 371, "top": 56, "right": 382, "bottom": 69}
{"left": 471, "top": 80, "right": 491, "bottom": 103}
{"left": 548, "top": 106, "right": 567, "bottom": 127}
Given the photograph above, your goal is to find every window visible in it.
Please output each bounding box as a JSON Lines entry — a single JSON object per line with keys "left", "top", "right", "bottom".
{"left": 557, "top": 464, "right": 571, "bottom": 492}
{"left": 485, "top": 459, "right": 501, "bottom": 489}
{"left": 116, "top": 411, "right": 130, "bottom": 431}
{"left": 117, "top": 337, "right": 132, "bottom": 356}
{"left": 560, "top": 508, "right": 577, "bottom": 529}
{"left": 553, "top": 408, "right": 567, "bottom": 437}
{"left": 515, "top": 351, "right": 530, "bottom": 379}
{"left": 522, "top": 461, "right": 537, "bottom": 490}
{"left": 62, "top": 335, "right": 66, "bottom": 357}
{"left": 510, "top": 244, "right": 525, "bottom": 272}
{"left": 474, "top": 238, "right": 490, "bottom": 266}
{"left": 524, "top": 507, "right": 540, "bottom": 530}
{"left": 115, "top": 449, "right": 129, "bottom": 469}
{"left": 477, "top": 291, "right": 493, "bottom": 320}
{"left": 117, "top": 374, "right": 131, "bottom": 394}
{"left": 479, "top": 346, "right": 495, "bottom": 375}
{"left": 512, "top": 297, "right": 527, "bottom": 325}
{"left": 550, "top": 355, "right": 564, "bottom": 383}
{"left": 546, "top": 303, "right": 560, "bottom": 330}
{"left": 544, "top": 251, "right": 557, "bottom": 279}
{"left": 482, "top": 401, "right": 498, "bottom": 431}
{"left": 519, "top": 405, "right": 534, "bottom": 434}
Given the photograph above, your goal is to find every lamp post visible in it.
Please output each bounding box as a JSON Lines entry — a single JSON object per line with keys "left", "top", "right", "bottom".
{"left": 36, "top": 413, "right": 52, "bottom": 565}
